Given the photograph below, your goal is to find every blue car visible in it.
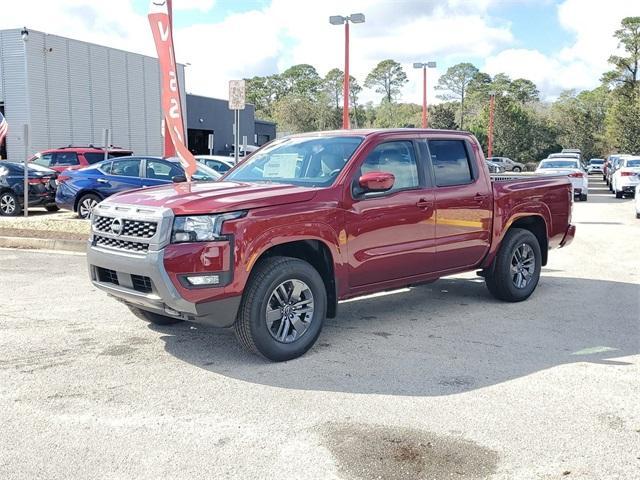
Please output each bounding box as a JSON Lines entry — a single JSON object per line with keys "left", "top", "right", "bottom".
{"left": 55, "top": 156, "right": 220, "bottom": 218}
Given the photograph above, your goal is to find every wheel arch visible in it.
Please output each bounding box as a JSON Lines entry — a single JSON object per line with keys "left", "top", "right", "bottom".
{"left": 73, "top": 189, "right": 104, "bottom": 212}
{"left": 507, "top": 215, "right": 549, "bottom": 266}
{"left": 249, "top": 239, "right": 338, "bottom": 318}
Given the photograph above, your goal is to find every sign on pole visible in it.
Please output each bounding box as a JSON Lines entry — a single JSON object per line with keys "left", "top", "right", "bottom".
{"left": 228, "top": 80, "right": 246, "bottom": 111}
{"left": 208, "top": 133, "right": 215, "bottom": 155}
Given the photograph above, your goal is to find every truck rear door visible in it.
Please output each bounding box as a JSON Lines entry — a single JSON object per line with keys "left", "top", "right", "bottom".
{"left": 424, "top": 138, "right": 492, "bottom": 271}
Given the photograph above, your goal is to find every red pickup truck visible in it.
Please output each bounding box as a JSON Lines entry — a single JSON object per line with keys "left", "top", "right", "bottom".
{"left": 87, "top": 129, "right": 575, "bottom": 361}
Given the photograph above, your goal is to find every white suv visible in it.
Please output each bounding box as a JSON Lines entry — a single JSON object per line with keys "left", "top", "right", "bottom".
{"left": 611, "top": 157, "right": 640, "bottom": 199}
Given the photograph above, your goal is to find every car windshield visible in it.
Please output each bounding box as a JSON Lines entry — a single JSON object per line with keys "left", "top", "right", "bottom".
{"left": 625, "top": 159, "right": 640, "bottom": 167}
{"left": 539, "top": 160, "right": 579, "bottom": 169}
{"left": 589, "top": 159, "right": 604, "bottom": 165}
{"left": 224, "top": 136, "right": 364, "bottom": 187}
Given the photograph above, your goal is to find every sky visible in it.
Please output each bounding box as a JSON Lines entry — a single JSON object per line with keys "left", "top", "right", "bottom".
{"left": 1, "top": 0, "right": 638, "bottom": 105}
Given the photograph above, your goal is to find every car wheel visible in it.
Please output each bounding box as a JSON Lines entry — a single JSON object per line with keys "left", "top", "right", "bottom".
{"left": 127, "top": 305, "right": 183, "bottom": 326}
{"left": 45, "top": 205, "right": 60, "bottom": 212}
{"left": 77, "top": 193, "right": 101, "bottom": 219}
{"left": 234, "top": 256, "right": 327, "bottom": 362}
{"left": 0, "top": 191, "right": 21, "bottom": 216}
{"left": 615, "top": 191, "right": 623, "bottom": 199}
{"left": 485, "top": 228, "right": 542, "bottom": 302}
{"left": 512, "top": 167, "right": 522, "bottom": 172}
{"left": 580, "top": 193, "right": 588, "bottom": 201}
{"left": 636, "top": 213, "right": 640, "bottom": 219}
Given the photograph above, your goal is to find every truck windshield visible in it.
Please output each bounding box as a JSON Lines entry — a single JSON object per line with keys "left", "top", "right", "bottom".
{"left": 225, "top": 136, "right": 364, "bottom": 187}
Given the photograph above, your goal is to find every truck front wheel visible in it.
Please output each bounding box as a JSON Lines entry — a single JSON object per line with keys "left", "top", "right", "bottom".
{"left": 234, "top": 256, "right": 327, "bottom": 362}
{"left": 127, "top": 305, "right": 183, "bottom": 326}
{"left": 485, "top": 228, "right": 542, "bottom": 302}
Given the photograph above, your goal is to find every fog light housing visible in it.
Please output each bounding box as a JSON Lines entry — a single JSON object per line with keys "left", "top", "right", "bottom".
{"left": 186, "top": 274, "right": 220, "bottom": 286}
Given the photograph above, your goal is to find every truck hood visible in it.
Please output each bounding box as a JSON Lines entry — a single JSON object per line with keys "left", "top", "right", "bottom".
{"left": 103, "top": 181, "right": 318, "bottom": 215}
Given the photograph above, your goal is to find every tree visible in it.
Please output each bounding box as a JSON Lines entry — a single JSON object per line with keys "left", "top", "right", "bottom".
{"left": 272, "top": 94, "right": 319, "bottom": 133}
{"left": 603, "top": 16, "right": 640, "bottom": 90}
{"left": 364, "top": 59, "right": 408, "bottom": 103}
{"left": 280, "top": 64, "right": 323, "bottom": 100}
{"left": 324, "top": 68, "right": 343, "bottom": 109}
{"left": 350, "top": 77, "right": 364, "bottom": 128}
{"left": 436, "top": 62, "right": 479, "bottom": 129}
{"left": 509, "top": 79, "right": 540, "bottom": 104}
{"left": 373, "top": 102, "right": 421, "bottom": 128}
{"left": 428, "top": 103, "right": 458, "bottom": 130}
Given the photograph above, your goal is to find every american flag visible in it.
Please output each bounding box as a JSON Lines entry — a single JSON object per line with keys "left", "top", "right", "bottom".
{"left": 0, "top": 111, "right": 7, "bottom": 147}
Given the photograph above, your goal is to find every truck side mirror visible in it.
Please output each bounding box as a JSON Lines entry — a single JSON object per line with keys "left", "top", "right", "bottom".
{"left": 358, "top": 171, "right": 395, "bottom": 193}
{"left": 172, "top": 175, "right": 187, "bottom": 183}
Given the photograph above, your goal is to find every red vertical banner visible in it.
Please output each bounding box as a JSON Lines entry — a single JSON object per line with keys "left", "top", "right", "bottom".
{"left": 148, "top": 0, "right": 196, "bottom": 180}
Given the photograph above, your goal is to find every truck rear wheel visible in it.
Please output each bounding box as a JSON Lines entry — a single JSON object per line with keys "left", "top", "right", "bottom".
{"left": 234, "top": 256, "right": 327, "bottom": 362}
{"left": 127, "top": 305, "right": 183, "bottom": 326}
{"left": 485, "top": 228, "right": 541, "bottom": 302}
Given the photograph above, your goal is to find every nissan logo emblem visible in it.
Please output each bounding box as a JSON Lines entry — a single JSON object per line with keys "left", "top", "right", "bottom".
{"left": 110, "top": 218, "right": 124, "bottom": 236}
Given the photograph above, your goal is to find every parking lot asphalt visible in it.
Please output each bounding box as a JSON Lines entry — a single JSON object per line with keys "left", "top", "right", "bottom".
{"left": 1, "top": 177, "right": 639, "bottom": 480}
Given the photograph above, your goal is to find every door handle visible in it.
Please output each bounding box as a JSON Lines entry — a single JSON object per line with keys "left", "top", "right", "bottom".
{"left": 96, "top": 178, "right": 109, "bottom": 184}
{"left": 416, "top": 199, "right": 433, "bottom": 209}
{"left": 473, "top": 193, "right": 488, "bottom": 202}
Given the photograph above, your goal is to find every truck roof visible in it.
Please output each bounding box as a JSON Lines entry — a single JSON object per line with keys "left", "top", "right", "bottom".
{"left": 286, "top": 128, "right": 473, "bottom": 138}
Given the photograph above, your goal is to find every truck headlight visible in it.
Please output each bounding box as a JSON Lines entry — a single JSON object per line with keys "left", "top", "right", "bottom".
{"left": 171, "top": 211, "right": 246, "bottom": 243}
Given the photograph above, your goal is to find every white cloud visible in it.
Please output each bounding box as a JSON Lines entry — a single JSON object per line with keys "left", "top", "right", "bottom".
{"left": 172, "top": 0, "right": 216, "bottom": 12}
{"left": 483, "top": 0, "right": 638, "bottom": 98}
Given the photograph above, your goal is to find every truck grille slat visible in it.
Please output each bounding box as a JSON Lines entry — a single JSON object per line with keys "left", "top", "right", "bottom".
{"left": 93, "top": 216, "right": 158, "bottom": 239}
{"left": 94, "top": 235, "right": 149, "bottom": 252}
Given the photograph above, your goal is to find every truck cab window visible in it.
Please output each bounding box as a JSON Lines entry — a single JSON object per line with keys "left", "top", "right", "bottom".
{"left": 428, "top": 140, "right": 473, "bottom": 187}
{"left": 358, "top": 141, "right": 419, "bottom": 193}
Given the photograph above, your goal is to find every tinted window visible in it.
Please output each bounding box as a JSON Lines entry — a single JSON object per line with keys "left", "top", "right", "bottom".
{"left": 359, "top": 141, "right": 419, "bottom": 192}
{"left": 85, "top": 152, "right": 108, "bottom": 164}
{"left": 146, "top": 159, "right": 182, "bottom": 180}
{"left": 110, "top": 159, "right": 141, "bottom": 177}
{"left": 428, "top": 140, "right": 473, "bottom": 186}
{"left": 52, "top": 152, "right": 79, "bottom": 166}
{"left": 100, "top": 162, "right": 112, "bottom": 174}
{"left": 539, "top": 160, "right": 579, "bottom": 169}
{"left": 626, "top": 159, "right": 640, "bottom": 167}
{"left": 0, "top": 162, "right": 20, "bottom": 175}
{"left": 205, "top": 159, "right": 232, "bottom": 173}
{"left": 33, "top": 153, "right": 53, "bottom": 167}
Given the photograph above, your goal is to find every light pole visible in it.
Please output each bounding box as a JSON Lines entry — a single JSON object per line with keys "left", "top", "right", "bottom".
{"left": 413, "top": 61, "right": 436, "bottom": 128}
{"left": 487, "top": 91, "right": 496, "bottom": 159}
{"left": 329, "top": 13, "right": 365, "bottom": 129}
{"left": 21, "top": 27, "right": 30, "bottom": 217}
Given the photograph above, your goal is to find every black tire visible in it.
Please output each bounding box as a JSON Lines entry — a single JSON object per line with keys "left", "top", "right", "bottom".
{"left": 636, "top": 213, "right": 640, "bottom": 219}
{"left": 0, "top": 191, "right": 22, "bottom": 216}
{"left": 512, "top": 166, "right": 522, "bottom": 173}
{"left": 234, "top": 256, "right": 327, "bottom": 362}
{"left": 580, "top": 193, "right": 587, "bottom": 202}
{"left": 77, "top": 193, "right": 101, "bottom": 219}
{"left": 127, "top": 305, "right": 183, "bottom": 326}
{"left": 485, "top": 228, "right": 542, "bottom": 302}
{"left": 46, "top": 205, "right": 60, "bottom": 212}
{"left": 615, "top": 191, "right": 623, "bottom": 199}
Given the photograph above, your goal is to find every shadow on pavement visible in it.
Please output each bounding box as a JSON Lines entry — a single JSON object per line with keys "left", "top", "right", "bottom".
{"left": 151, "top": 275, "right": 639, "bottom": 397}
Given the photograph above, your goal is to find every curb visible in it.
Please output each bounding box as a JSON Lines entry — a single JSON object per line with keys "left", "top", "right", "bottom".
{"left": 0, "top": 235, "right": 87, "bottom": 253}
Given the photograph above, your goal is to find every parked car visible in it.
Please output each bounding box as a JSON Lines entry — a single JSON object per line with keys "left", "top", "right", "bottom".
{"left": 586, "top": 158, "right": 604, "bottom": 175}
{"left": 86, "top": 129, "right": 575, "bottom": 361}
{"left": 536, "top": 158, "right": 589, "bottom": 201}
{"left": 486, "top": 156, "right": 524, "bottom": 172}
{"left": 195, "top": 155, "right": 235, "bottom": 174}
{"left": 485, "top": 161, "right": 505, "bottom": 173}
{"left": 611, "top": 157, "right": 640, "bottom": 198}
{"left": 56, "top": 156, "right": 221, "bottom": 219}
{"left": 0, "top": 161, "right": 58, "bottom": 216}
{"left": 603, "top": 155, "right": 617, "bottom": 182}
{"left": 605, "top": 154, "right": 631, "bottom": 189}
{"left": 561, "top": 149, "right": 583, "bottom": 165}
{"left": 30, "top": 146, "right": 133, "bottom": 173}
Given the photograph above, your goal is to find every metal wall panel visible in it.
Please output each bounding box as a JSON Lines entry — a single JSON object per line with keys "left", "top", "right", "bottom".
{"left": 126, "top": 54, "right": 147, "bottom": 154}
{"left": 43, "top": 34, "right": 73, "bottom": 148}
{"left": 107, "top": 49, "right": 129, "bottom": 149}
{"left": 1, "top": 30, "right": 29, "bottom": 160}
{"left": 143, "top": 57, "right": 162, "bottom": 155}
{"left": 89, "top": 44, "right": 112, "bottom": 147}
{"left": 68, "top": 41, "right": 93, "bottom": 146}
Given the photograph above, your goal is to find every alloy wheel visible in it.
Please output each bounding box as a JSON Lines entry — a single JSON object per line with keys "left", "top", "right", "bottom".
{"left": 510, "top": 243, "right": 536, "bottom": 289}
{"left": 79, "top": 198, "right": 98, "bottom": 219}
{"left": 265, "top": 279, "right": 315, "bottom": 343}
{"left": 0, "top": 194, "right": 16, "bottom": 215}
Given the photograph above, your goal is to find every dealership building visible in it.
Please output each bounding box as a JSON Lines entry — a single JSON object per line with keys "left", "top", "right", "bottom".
{"left": 0, "top": 28, "right": 275, "bottom": 161}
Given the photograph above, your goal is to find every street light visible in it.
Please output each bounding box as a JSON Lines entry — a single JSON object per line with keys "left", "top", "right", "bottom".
{"left": 329, "top": 13, "right": 365, "bottom": 129}
{"left": 413, "top": 61, "right": 437, "bottom": 128}
{"left": 21, "top": 27, "right": 30, "bottom": 217}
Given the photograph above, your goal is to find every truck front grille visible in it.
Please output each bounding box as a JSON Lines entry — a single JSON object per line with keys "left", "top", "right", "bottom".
{"left": 131, "top": 274, "right": 153, "bottom": 293}
{"left": 93, "top": 216, "right": 158, "bottom": 239}
{"left": 94, "top": 235, "right": 149, "bottom": 253}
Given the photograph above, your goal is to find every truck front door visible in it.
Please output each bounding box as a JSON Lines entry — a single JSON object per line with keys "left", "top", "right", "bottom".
{"left": 344, "top": 139, "right": 436, "bottom": 288}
